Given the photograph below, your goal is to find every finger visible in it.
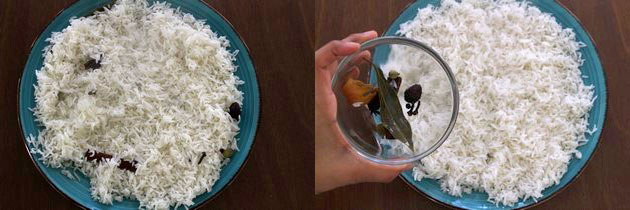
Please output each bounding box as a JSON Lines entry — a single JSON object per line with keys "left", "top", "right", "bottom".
{"left": 335, "top": 50, "right": 371, "bottom": 79}
{"left": 347, "top": 66, "right": 360, "bottom": 80}
{"left": 356, "top": 50, "right": 372, "bottom": 63}
{"left": 342, "top": 30, "right": 379, "bottom": 44}
{"left": 315, "top": 40, "right": 360, "bottom": 70}
{"left": 336, "top": 32, "right": 376, "bottom": 64}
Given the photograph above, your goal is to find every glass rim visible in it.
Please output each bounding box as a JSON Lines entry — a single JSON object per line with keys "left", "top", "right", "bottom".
{"left": 331, "top": 36, "right": 460, "bottom": 165}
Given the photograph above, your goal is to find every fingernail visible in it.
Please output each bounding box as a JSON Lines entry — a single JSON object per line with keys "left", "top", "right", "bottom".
{"left": 363, "top": 30, "right": 377, "bottom": 36}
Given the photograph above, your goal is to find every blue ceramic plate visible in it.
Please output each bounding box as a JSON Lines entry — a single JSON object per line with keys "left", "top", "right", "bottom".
{"left": 18, "top": 0, "right": 259, "bottom": 209}
{"left": 386, "top": 0, "right": 606, "bottom": 209}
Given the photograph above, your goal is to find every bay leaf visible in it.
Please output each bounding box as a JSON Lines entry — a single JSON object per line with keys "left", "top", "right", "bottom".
{"left": 365, "top": 59, "right": 414, "bottom": 150}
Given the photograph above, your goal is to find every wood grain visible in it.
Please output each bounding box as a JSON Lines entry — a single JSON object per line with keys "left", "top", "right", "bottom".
{"left": 315, "top": 0, "right": 630, "bottom": 209}
{"left": 0, "top": 0, "right": 314, "bottom": 209}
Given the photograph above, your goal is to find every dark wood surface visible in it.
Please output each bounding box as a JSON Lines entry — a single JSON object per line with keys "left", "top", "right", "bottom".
{"left": 315, "top": 0, "right": 630, "bottom": 209}
{"left": 0, "top": 0, "right": 313, "bottom": 209}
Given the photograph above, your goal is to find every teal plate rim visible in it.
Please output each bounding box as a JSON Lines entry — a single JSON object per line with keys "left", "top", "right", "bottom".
{"left": 389, "top": 0, "right": 608, "bottom": 209}
{"left": 17, "top": 0, "right": 261, "bottom": 209}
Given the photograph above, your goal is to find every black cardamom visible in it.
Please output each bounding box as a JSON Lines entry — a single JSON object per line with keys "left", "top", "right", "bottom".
{"left": 404, "top": 84, "right": 423, "bottom": 116}
{"left": 228, "top": 102, "right": 241, "bottom": 120}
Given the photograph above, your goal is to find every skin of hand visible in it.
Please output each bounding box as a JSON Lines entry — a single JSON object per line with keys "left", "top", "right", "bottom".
{"left": 315, "top": 31, "right": 412, "bottom": 194}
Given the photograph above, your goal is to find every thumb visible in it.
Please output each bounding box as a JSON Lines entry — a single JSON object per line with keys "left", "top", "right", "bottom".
{"left": 315, "top": 41, "right": 360, "bottom": 70}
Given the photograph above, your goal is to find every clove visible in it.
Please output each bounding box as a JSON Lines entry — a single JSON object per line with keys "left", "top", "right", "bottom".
{"left": 198, "top": 152, "right": 207, "bottom": 164}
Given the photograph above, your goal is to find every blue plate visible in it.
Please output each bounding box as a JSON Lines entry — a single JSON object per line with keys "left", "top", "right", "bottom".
{"left": 18, "top": 0, "right": 260, "bottom": 209}
{"left": 386, "top": 0, "right": 606, "bottom": 209}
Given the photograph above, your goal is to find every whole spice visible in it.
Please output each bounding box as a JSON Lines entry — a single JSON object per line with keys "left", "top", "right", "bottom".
{"left": 57, "top": 91, "right": 66, "bottom": 101}
{"left": 84, "top": 150, "right": 137, "bottom": 172}
{"left": 197, "top": 152, "right": 207, "bottom": 164}
{"left": 387, "top": 70, "right": 402, "bottom": 92}
{"left": 368, "top": 70, "right": 402, "bottom": 115}
{"left": 228, "top": 102, "right": 241, "bottom": 120}
{"left": 84, "top": 150, "right": 112, "bottom": 162}
{"left": 404, "top": 84, "right": 423, "bottom": 116}
{"left": 221, "top": 148, "right": 234, "bottom": 158}
{"left": 367, "top": 93, "right": 380, "bottom": 115}
{"left": 342, "top": 78, "right": 378, "bottom": 107}
{"left": 364, "top": 58, "right": 414, "bottom": 149}
{"left": 84, "top": 58, "right": 101, "bottom": 70}
{"left": 118, "top": 160, "right": 138, "bottom": 172}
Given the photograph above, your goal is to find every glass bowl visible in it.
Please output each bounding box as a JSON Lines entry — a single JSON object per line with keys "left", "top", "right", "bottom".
{"left": 331, "top": 36, "right": 459, "bottom": 165}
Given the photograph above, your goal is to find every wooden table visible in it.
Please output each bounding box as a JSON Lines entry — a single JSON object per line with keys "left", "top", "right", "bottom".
{"left": 315, "top": 0, "right": 630, "bottom": 209}
{"left": 0, "top": 0, "right": 314, "bottom": 209}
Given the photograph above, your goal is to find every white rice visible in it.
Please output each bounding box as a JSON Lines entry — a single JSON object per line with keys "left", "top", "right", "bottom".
{"left": 28, "top": 0, "right": 243, "bottom": 209}
{"left": 384, "top": 0, "right": 594, "bottom": 206}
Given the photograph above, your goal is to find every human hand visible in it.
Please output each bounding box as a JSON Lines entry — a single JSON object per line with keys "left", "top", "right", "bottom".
{"left": 314, "top": 31, "right": 412, "bottom": 194}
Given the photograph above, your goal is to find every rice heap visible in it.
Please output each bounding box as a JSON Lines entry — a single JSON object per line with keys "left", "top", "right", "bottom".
{"left": 386, "top": 0, "right": 595, "bottom": 206}
{"left": 28, "top": 0, "right": 243, "bottom": 209}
